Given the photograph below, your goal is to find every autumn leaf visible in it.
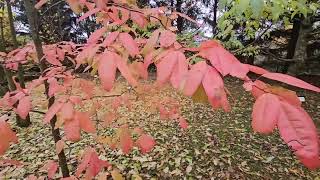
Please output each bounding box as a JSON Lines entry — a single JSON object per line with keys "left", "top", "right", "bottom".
{"left": 119, "top": 126, "right": 133, "bottom": 154}
{"left": 16, "top": 95, "right": 31, "bottom": 120}
{"left": 178, "top": 117, "right": 188, "bottom": 129}
{"left": 262, "top": 73, "right": 320, "bottom": 93}
{"left": 251, "top": 93, "right": 280, "bottom": 134}
{"left": 64, "top": 118, "right": 81, "bottom": 142}
{"left": 76, "top": 111, "right": 96, "bottom": 133}
{"left": 182, "top": 61, "right": 208, "bottom": 96}
{"left": 278, "top": 101, "right": 319, "bottom": 169}
{"left": 136, "top": 134, "right": 156, "bottom": 154}
{"left": 75, "top": 147, "right": 110, "bottom": 179}
{"left": 41, "top": 160, "right": 58, "bottom": 179}
{"left": 44, "top": 101, "right": 64, "bottom": 124}
{"left": 159, "top": 30, "right": 177, "bottom": 47}
{"left": 35, "top": 0, "right": 48, "bottom": 9}
{"left": 119, "top": 33, "right": 139, "bottom": 56}
{"left": 98, "top": 52, "right": 117, "bottom": 91}
{"left": 55, "top": 140, "right": 65, "bottom": 154}
{"left": 0, "top": 117, "right": 18, "bottom": 155}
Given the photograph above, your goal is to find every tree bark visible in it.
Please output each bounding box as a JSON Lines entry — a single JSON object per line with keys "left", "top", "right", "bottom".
{"left": 287, "top": 17, "right": 312, "bottom": 75}
{"left": 282, "top": 15, "right": 301, "bottom": 73}
{"left": 23, "top": 0, "right": 70, "bottom": 177}
{"left": 212, "top": 0, "right": 218, "bottom": 35}
{"left": 6, "top": 0, "right": 31, "bottom": 127}
{"left": 176, "top": 0, "right": 183, "bottom": 32}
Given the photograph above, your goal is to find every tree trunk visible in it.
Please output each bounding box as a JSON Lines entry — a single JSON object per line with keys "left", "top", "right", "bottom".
{"left": 176, "top": 0, "right": 183, "bottom": 32}
{"left": 23, "top": 0, "right": 70, "bottom": 177}
{"left": 282, "top": 15, "right": 301, "bottom": 73}
{"left": 212, "top": 0, "right": 218, "bottom": 35}
{"left": 287, "top": 17, "right": 312, "bottom": 75}
{"left": 7, "top": 0, "right": 31, "bottom": 127}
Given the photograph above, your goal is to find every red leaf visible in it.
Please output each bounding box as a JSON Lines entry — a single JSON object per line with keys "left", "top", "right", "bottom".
{"left": 182, "top": 61, "right": 208, "bottom": 96}
{"left": 114, "top": 54, "right": 138, "bottom": 87}
{"left": 64, "top": 118, "right": 81, "bottom": 142}
{"left": 247, "top": 65, "right": 269, "bottom": 75}
{"left": 119, "top": 33, "right": 139, "bottom": 56}
{"left": 44, "top": 101, "right": 64, "bottom": 124}
{"left": 262, "top": 73, "right": 320, "bottom": 93}
{"left": 202, "top": 67, "right": 230, "bottom": 111}
{"left": 251, "top": 93, "right": 280, "bottom": 134}
{"left": 102, "top": 111, "right": 116, "bottom": 127}
{"left": 278, "top": 101, "right": 319, "bottom": 163}
{"left": 55, "top": 140, "right": 65, "bottom": 154}
{"left": 130, "top": 11, "right": 147, "bottom": 28}
{"left": 199, "top": 40, "right": 248, "bottom": 78}
{"left": 0, "top": 159, "right": 23, "bottom": 167}
{"left": 101, "top": 32, "right": 119, "bottom": 47}
{"left": 98, "top": 52, "right": 117, "bottom": 91}
{"left": 80, "top": 79, "right": 95, "bottom": 98}
{"left": 159, "top": 30, "right": 177, "bottom": 48}
{"left": 41, "top": 160, "right": 58, "bottom": 179}
{"left": 141, "top": 30, "right": 160, "bottom": 56}
{"left": 87, "top": 27, "right": 106, "bottom": 44}
{"left": 136, "top": 134, "right": 156, "bottom": 154}
{"left": 16, "top": 96, "right": 31, "bottom": 120}
{"left": 76, "top": 111, "right": 96, "bottom": 133}
{"left": 170, "top": 51, "right": 188, "bottom": 89}
{"left": 78, "top": 8, "right": 100, "bottom": 21}
{"left": 156, "top": 51, "right": 178, "bottom": 86}
{"left": 60, "top": 101, "right": 74, "bottom": 121}
{"left": 178, "top": 117, "right": 188, "bottom": 129}
{"left": 35, "top": 0, "right": 48, "bottom": 9}
{"left": 119, "top": 126, "right": 133, "bottom": 154}
{"left": 75, "top": 147, "right": 110, "bottom": 179}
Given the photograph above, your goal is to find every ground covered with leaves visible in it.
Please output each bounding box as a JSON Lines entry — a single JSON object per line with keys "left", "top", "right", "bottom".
{"left": 1, "top": 76, "right": 320, "bottom": 179}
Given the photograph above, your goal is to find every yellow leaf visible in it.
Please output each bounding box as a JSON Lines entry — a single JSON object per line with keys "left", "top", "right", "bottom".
{"left": 111, "top": 169, "right": 124, "bottom": 180}
{"left": 192, "top": 84, "right": 209, "bottom": 104}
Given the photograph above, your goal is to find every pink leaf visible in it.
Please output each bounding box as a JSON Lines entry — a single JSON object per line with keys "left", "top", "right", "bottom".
{"left": 247, "top": 65, "right": 269, "bottom": 75}
{"left": 130, "top": 11, "right": 147, "bottom": 28}
{"left": 60, "top": 101, "right": 74, "bottom": 121}
{"left": 119, "top": 33, "right": 139, "bottom": 56}
{"left": 55, "top": 140, "right": 65, "bottom": 154}
{"left": 182, "top": 61, "right": 208, "bottom": 96}
{"left": 202, "top": 67, "right": 230, "bottom": 111}
{"left": 16, "top": 96, "right": 31, "bottom": 119}
{"left": 156, "top": 51, "right": 178, "bottom": 85}
{"left": 278, "top": 101, "right": 319, "bottom": 162}
{"left": 87, "top": 27, "right": 106, "bottom": 44}
{"left": 76, "top": 111, "right": 96, "bottom": 133}
{"left": 251, "top": 93, "right": 280, "bottom": 134}
{"left": 78, "top": 8, "right": 100, "bottom": 21}
{"left": 170, "top": 51, "right": 188, "bottom": 89}
{"left": 178, "top": 117, "right": 188, "bottom": 129}
{"left": 136, "top": 134, "right": 156, "bottom": 154}
{"left": 35, "top": 0, "right": 48, "bottom": 9}
{"left": 64, "top": 118, "right": 81, "bottom": 142}
{"left": 75, "top": 147, "right": 110, "bottom": 179}
{"left": 114, "top": 54, "right": 138, "bottom": 87}
{"left": 159, "top": 30, "right": 176, "bottom": 48}
{"left": 0, "top": 118, "right": 18, "bottom": 155}
{"left": 119, "top": 126, "right": 133, "bottom": 154}
{"left": 98, "top": 52, "right": 117, "bottom": 91}
{"left": 41, "top": 160, "right": 58, "bottom": 179}
{"left": 44, "top": 101, "right": 64, "bottom": 124}
{"left": 262, "top": 73, "right": 320, "bottom": 93}
{"left": 101, "top": 32, "right": 119, "bottom": 47}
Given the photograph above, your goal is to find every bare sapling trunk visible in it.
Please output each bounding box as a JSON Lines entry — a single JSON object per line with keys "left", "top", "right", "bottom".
{"left": 23, "top": 0, "right": 70, "bottom": 177}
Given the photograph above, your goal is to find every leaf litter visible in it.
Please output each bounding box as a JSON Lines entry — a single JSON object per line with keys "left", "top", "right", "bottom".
{"left": 0, "top": 76, "right": 319, "bottom": 179}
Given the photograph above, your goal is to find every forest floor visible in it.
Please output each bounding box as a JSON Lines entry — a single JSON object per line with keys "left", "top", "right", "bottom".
{"left": 1, "top": 75, "right": 320, "bottom": 179}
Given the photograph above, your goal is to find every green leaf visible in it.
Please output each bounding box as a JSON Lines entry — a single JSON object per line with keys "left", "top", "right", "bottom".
{"left": 250, "top": 0, "right": 264, "bottom": 18}
{"left": 237, "top": 0, "right": 250, "bottom": 14}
